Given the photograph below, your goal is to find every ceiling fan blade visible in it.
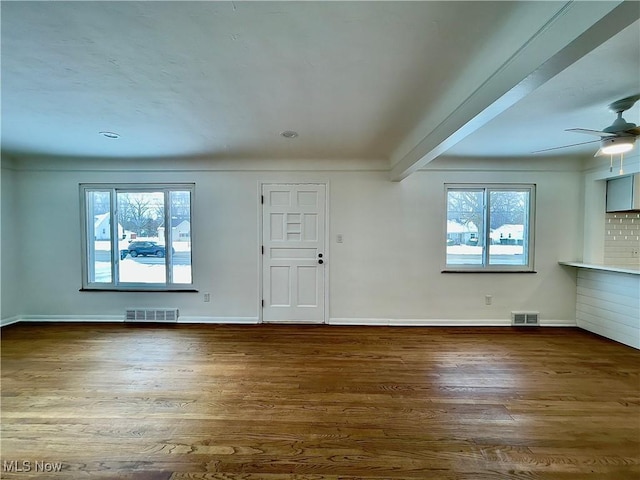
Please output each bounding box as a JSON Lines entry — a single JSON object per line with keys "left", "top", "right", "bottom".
{"left": 532, "top": 139, "right": 600, "bottom": 154}
{"left": 624, "top": 126, "right": 640, "bottom": 136}
{"left": 566, "top": 128, "right": 616, "bottom": 137}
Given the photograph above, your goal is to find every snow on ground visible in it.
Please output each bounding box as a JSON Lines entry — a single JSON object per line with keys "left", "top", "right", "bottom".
{"left": 95, "top": 238, "right": 191, "bottom": 252}
{"left": 92, "top": 238, "right": 192, "bottom": 284}
{"left": 447, "top": 245, "right": 523, "bottom": 255}
{"left": 93, "top": 261, "right": 191, "bottom": 284}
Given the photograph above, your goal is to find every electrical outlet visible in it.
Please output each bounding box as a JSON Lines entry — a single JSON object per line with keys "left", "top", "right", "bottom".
{"left": 485, "top": 295, "right": 493, "bottom": 305}
{"left": 336, "top": 234, "right": 344, "bottom": 243}
{"left": 204, "top": 293, "right": 210, "bottom": 302}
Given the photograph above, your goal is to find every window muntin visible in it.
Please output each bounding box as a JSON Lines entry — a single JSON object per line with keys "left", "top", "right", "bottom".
{"left": 445, "top": 184, "right": 535, "bottom": 271}
{"left": 169, "top": 190, "right": 192, "bottom": 284}
{"left": 86, "top": 190, "right": 113, "bottom": 284}
{"left": 81, "top": 184, "right": 194, "bottom": 290}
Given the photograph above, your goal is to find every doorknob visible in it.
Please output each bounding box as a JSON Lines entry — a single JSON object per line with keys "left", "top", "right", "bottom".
{"left": 318, "top": 259, "right": 324, "bottom": 264}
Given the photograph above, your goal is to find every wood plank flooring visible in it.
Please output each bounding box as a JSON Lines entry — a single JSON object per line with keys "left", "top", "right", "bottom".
{"left": 1, "top": 323, "right": 639, "bottom": 479}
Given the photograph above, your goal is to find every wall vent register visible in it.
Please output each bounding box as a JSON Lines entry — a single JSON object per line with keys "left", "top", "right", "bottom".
{"left": 511, "top": 311, "right": 539, "bottom": 326}
{"left": 125, "top": 309, "right": 179, "bottom": 323}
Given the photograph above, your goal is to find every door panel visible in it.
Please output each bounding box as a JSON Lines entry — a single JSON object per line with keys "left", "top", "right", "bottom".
{"left": 262, "top": 184, "right": 326, "bottom": 323}
{"left": 269, "top": 266, "right": 290, "bottom": 307}
{"left": 297, "top": 266, "right": 318, "bottom": 307}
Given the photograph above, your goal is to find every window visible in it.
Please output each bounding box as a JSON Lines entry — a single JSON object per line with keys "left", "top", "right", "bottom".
{"left": 445, "top": 184, "right": 535, "bottom": 272}
{"left": 80, "top": 184, "right": 194, "bottom": 290}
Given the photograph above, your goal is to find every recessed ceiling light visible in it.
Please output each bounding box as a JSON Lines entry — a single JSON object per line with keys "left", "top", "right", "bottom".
{"left": 280, "top": 130, "right": 298, "bottom": 139}
{"left": 99, "top": 131, "right": 120, "bottom": 139}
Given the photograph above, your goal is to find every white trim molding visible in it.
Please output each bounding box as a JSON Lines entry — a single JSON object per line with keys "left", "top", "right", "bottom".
{"left": 178, "top": 316, "right": 259, "bottom": 324}
{"left": 1, "top": 316, "right": 22, "bottom": 327}
{"left": 330, "top": 318, "right": 576, "bottom": 327}
{"left": 17, "top": 315, "right": 124, "bottom": 323}
{"left": 1, "top": 315, "right": 260, "bottom": 325}
{"left": 2, "top": 316, "right": 576, "bottom": 327}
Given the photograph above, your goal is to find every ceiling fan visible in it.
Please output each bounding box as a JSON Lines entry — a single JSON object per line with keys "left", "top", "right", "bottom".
{"left": 534, "top": 94, "right": 640, "bottom": 156}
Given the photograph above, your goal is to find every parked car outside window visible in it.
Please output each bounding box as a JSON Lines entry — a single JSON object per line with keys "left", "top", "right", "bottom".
{"left": 120, "top": 241, "right": 174, "bottom": 259}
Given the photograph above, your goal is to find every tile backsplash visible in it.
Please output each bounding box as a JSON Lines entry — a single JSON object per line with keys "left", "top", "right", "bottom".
{"left": 604, "top": 212, "right": 640, "bottom": 266}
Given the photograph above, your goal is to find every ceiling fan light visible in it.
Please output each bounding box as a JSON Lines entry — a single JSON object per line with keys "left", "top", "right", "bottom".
{"left": 600, "top": 136, "right": 635, "bottom": 155}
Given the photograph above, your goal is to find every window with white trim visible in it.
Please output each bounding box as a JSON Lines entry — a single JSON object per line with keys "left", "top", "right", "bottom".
{"left": 445, "top": 184, "right": 535, "bottom": 272}
{"left": 80, "top": 184, "right": 194, "bottom": 290}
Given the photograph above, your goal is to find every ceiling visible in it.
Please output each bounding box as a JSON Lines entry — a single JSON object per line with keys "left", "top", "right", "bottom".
{"left": 447, "top": 18, "right": 640, "bottom": 159}
{"left": 2, "top": 1, "right": 639, "bottom": 177}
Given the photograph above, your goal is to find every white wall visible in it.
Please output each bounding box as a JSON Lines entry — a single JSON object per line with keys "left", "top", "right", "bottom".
{"left": 10, "top": 162, "right": 260, "bottom": 321}
{"left": 329, "top": 158, "right": 582, "bottom": 323}
{"left": 1, "top": 157, "right": 21, "bottom": 325}
{"left": 2, "top": 155, "right": 582, "bottom": 325}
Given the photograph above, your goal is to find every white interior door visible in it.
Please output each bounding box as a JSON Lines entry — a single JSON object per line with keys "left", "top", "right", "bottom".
{"left": 262, "top": 184, "right": 326, "bottom": 323}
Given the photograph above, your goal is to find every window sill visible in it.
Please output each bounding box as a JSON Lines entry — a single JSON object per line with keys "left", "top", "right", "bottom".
{"left": 80, "top": 288, "right": 199, "bottom": 292}
{"left": 441, "top": 269, "right": 536, "bottom": 274}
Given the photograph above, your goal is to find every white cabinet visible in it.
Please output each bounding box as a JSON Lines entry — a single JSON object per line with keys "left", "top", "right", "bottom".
{"left": 606, "top": 174, "right": 640, "bottom": 212}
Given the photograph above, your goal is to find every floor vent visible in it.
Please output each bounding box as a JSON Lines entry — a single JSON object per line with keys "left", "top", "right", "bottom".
{"left": 511, "top": 311, "right": 539, "bottom": 326}
{"left": 125, "top": 309, "right": 179, "bottom": 323}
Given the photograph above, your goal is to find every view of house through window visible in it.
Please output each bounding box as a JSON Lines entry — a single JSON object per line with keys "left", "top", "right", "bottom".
{"left": 446, "top": 184, "right": 535, "bottom": 271}
{"left": 82, "top": 184, "right": 193, "bottom": 289}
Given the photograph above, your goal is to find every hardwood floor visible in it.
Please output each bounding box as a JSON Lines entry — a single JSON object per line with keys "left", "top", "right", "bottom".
{"left": 1, "top": 323, "right": 639, "bottom": 479}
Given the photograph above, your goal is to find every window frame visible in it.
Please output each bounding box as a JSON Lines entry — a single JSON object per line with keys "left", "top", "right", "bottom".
{"left": 443, "top": 183, "right": 536, "bottom": 273}
{"left": 80, "top": 183, "right": 196, "bottom": 291}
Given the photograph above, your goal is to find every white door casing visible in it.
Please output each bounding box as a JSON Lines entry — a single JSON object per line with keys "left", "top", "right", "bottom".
{"left": 262, "top": 184, "right": 326, "bottom": 323}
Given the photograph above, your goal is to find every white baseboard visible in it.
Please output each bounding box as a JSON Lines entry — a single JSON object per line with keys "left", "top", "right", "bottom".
{"left": 329, "top": 318, "right": 577, "bottom": 327}
{"left": 2, "top": 316, "right": 576, "bottom": 328}
{"left": 18, "top": 315, "right": 124, "bottom": 323}
{"left": 1, "top": 316, "right": 21, "bottom": 327}
{"left": 329, "top": 318, "right": 392, "bottom": 326}
{"left": 3, "top": 315, "right": 260, "bottom": 325}
{"left": 540, "top": 318, "right": 577, "bottom": 327}
{"left": 178, "top": 316, "right": 259, "bottom": 324}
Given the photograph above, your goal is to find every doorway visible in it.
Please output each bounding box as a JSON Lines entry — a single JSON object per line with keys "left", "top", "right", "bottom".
{"left": 261, "top": 184, "right": 327, "bottom": 323}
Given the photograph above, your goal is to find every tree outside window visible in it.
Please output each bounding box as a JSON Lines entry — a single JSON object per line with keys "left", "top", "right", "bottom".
{"left": 445, "top": 184, "right": 535, "bottom": 271}
{"left": 81, "top": 184, "right": 194, "bottom": 290}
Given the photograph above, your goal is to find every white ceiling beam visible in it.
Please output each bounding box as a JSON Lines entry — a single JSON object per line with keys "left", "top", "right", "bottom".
{"left": 390, "top": 1, "right": 640, "bottom": 181}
